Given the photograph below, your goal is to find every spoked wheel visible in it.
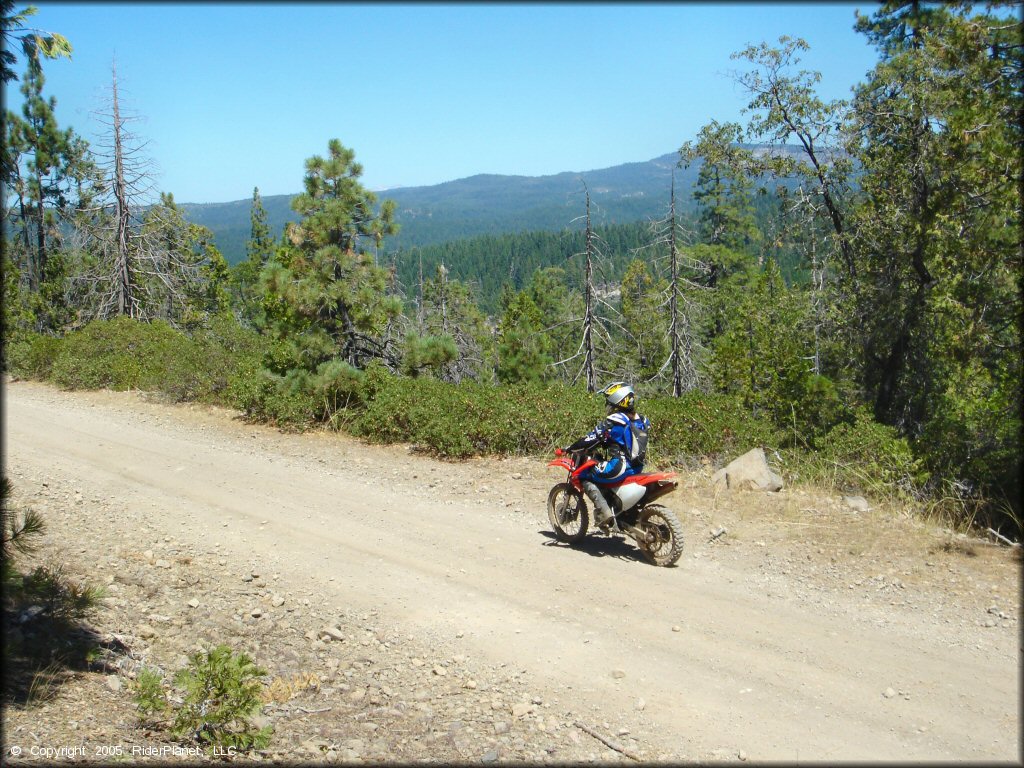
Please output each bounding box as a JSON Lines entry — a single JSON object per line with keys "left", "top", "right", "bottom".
{"left": 547, "top": 483, "right": 589, "bottom": 544}
{"left": 637, "top": 504, "right": 684, "bottom": 566}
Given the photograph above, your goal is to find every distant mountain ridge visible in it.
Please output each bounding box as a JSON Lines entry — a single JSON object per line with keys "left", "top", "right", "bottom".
{"left": 180, "top": 152, "right": 696, "bottom": 264}
{"left": 180, "top": 146, "right": 811, "bottom": 264}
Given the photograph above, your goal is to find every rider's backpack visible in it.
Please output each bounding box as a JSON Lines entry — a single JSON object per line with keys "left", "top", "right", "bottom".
{"left": 628, "top": 417, "right": 649, "bottom": 467}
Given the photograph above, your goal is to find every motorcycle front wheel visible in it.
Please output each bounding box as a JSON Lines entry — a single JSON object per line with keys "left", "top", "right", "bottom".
{"left": 637, "top": 504, "right": 684, "bottom": 566}
{"left": 547, "top": 483, "right": 589, "bottom": 544}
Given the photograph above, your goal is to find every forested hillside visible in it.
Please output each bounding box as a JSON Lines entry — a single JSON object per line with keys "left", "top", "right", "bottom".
{"left": 390, "top": 179, "right": 814, "bottom": 315}
{"left": 180, "top": 146, "right": 811, "bottom": 266}
{"left": 393, "top": 222, "right": 665, "bottom": 316}
{"left": 4, "top": 3, "right": 1021, "bottom": 542}
{"left": 179, "top": 152, "right": 699, "bottom": 264}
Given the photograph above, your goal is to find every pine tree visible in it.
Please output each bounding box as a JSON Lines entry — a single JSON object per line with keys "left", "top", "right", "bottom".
{"left": 642, "top": 175, "right": 709, "bottom": 395}
{"left": 558, "top": 185, "right": 622, "bottom": 390}
{"left": 721, "top": 34, "right": 857, "bottom": 425}
{"left": 729, "top": 36, "right": 854, "bottom": 276}
{"left": 525, "top": 266, "right": 580, "bottom": 385}
{"left": 73, "top": 60, "right": 162, "bottom": 322}
{"left": 199, "top": 243, "right": 232, "bottom": 319}
{"left": 246, "top": 186, "right": 273, "bottom": 265}
{"left": 259, "top": 139, "right": 405, "bottom": 418}
{"left": 679, "top": 120, "right": 760, "bottom": 252}
{"left": 3, "top": 43, "right": 93, "bottom": 334}
{"left": 230, "top": 186, "right": 274, "bottom": 327}
{"left": 709, "top": 259, "right": 827, "bottom": 431}
{"left": 619, "top": 258, "right": 669, "bottom": 384}
{"left": 9, "top": 52, "right": 69, "bottom": 286}
{"left": 496, "top": 290, "right": 551, "bottom": 385}
{"left": 0, "top": 1, "right": 71, "bottom": 85}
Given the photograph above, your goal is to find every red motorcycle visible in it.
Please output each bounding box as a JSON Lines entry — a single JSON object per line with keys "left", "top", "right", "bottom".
{"left": 546, "top": 449, "right": 684, "bottom": 566}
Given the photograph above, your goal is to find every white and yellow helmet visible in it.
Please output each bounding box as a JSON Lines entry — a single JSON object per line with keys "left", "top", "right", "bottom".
{"left": 602, "top": 381, "right": 635, "bottom": 411}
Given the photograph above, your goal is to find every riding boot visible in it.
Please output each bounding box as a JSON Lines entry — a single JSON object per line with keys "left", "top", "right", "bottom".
{"left": 582, "top": 481, "right": 617, "bottom": 530}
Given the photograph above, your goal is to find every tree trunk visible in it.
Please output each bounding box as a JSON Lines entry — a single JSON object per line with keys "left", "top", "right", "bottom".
{"left": 111, "top": 62, "right": 136, "bottom": 318}
{"left": 668, "top": 175, "right": 684, "bottom": 397}
{"left": 582, "top": 187, "right": 596, "bottom": 393}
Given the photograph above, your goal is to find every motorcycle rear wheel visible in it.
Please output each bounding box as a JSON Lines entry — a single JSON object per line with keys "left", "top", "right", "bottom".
{"left": 637, "top": 504, "right": 684, "bottom": 566}
{"left": 547, "top": 483, "right": 589, "bottom": 544}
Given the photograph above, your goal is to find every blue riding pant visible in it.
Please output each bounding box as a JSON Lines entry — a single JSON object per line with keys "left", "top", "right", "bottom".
{"left": 579, "top": 456, "right": 637, "bottom": 485}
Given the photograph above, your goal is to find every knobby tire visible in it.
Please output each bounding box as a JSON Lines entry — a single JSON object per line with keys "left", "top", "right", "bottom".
{"left": 638, "top": 504, "right": 684, "bottom": 566}
{"left": 547, "top": 483, "right": 589, "bottom": 544}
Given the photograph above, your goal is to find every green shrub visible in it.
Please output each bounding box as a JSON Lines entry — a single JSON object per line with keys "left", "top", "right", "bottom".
{"left": 229, "top": 366, "right": 320, "bottom": 429}
{"left": 161, "top": 315, "right": 267, "bottom": 404}
{"left": 916, "top": 358, "right": 1021, "bottom": 527}
{"left": 795, "top": 406, "right": 928, "bottom": 498}
{"left": 4, "top": 333, "right": 64, "bottom": 380}
{"left": 348, "top": 373, "right": 472, "bottom": 455}
{"left": 134, "top": 646, "right": 271, "bottom": 753}
{"left": 643, "top": 391, "right": 781, "bottom": 465}
{"left": 784, "top": 373, "right": 852, "bottom": 442}
{"left": 48, "top": 317, "right": 186, "bottom": 391}
{"left": 132, "top": 667, "right": 169, "bottom": 723}
{"left": 11, "top": 315, "right": 268, "bottom": 406}
{"left": 348, "top": 375, "right": 778, "bottom": 464}
{"left": 349, "top": 375, "right": 595, "bottom": 458}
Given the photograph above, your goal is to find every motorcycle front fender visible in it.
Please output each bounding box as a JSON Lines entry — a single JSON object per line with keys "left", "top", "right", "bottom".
{"left": 547, "top": 457, "right": 575, "bottom": 472}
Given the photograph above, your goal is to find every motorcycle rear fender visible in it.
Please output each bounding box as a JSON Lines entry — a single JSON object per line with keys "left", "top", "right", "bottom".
{"left": 620, "top": 472, "right": 679, "bottom": 506}
{"left": 619, "top": 472, "right": 678, "bottom": 487}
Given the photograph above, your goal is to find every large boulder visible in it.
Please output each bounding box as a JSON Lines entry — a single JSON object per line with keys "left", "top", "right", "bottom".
{"left": 711, "top": 448, "right": 783, "bottom": 492}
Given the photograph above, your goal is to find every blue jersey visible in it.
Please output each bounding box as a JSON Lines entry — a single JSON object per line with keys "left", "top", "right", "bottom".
{"left": 570, "top": 411, "right": 650, "bottom": 471}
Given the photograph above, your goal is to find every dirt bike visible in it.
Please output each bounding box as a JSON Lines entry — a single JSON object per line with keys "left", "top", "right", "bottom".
{"left": 546, "top": 449, "right": 684, "bottom": 567}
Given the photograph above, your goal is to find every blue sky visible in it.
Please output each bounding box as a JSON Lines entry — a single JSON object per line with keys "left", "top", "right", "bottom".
{"left": 8, "top": 3, "right": 880, "bottom": 204}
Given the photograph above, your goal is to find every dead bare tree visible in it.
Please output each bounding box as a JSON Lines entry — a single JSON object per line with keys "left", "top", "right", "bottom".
{"left": 552, "top": 182, "right": 627, "bottom": 391}
{"left": 581, "top": 186, "right": 597, "bottom": 391}
{"left": 71, "top": 59, "right": 164, "bottom": 322}
{"left": 634, "top": 173, "right": 708, "bottom": 395}
{"left": 779, "top": 185, "right": 829, "bottom": 377}
{"left": 402, "top": 260, "right": 490, "bottom": 383}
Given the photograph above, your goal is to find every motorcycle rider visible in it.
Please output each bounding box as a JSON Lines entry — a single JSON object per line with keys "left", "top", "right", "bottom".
{"left": 563, "top": 381, "right": 650, "bottom": 530}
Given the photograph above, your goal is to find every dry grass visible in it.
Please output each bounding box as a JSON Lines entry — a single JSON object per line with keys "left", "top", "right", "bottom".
{"left": 24, "top": 662, "right": 67, "bottom": 707}
{"left": 260, "top": 671, "right": 321, "bottom": 704}
{"left": 687, "top": 475, "right": 1020, "bottom": 583}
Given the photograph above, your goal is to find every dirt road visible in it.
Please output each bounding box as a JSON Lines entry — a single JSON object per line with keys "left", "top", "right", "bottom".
{"left": 4, "top": 379, "right": 1020, "bottom": 762}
